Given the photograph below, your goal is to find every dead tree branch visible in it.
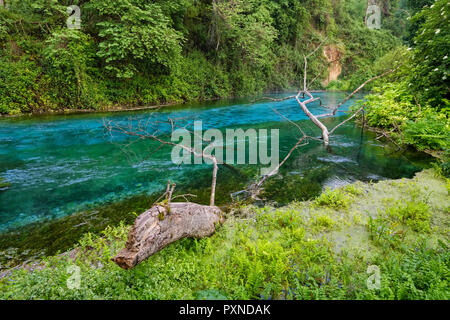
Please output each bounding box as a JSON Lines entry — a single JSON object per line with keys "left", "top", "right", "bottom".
{"left": 113, "top": 202, "right": 224, "bottom": 269}
{"left": 317, "top": 68, "right": 397, "bottom": 118}
{"left": 247, "top": 42, "right": 397, "bottom": 193}
{"left": 104, "top": 117, "right": 220, "bottom": 206}
{"left": 251, "top": 136, "right": 309, "bottom": 192}
{"left": 329, "top": 106, "right": 365, "bottom": 135}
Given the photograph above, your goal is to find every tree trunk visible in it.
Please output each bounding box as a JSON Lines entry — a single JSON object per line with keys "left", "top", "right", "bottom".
{"left": 113, "top": 202, "right": 224, "bottom": 269}
{"left": 296, "top": 97, "right": 330, "bottom": 146}
{"left": 210, "top": 159, "right": 218, "bottom": 206}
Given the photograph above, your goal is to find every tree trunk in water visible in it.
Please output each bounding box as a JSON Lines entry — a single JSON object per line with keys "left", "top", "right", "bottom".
{"left": 296, "top": 97, "right": 330, "bottom": 146}
{"left": 210, "top": 159, "right": 218, "bottom": 206}
{"left": 112, "top": 202, "right": 224, "bottom": 269}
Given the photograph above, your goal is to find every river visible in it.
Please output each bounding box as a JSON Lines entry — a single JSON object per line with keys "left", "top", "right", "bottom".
{"left": 0, "top": 92, "right": 432, "bottom": 268}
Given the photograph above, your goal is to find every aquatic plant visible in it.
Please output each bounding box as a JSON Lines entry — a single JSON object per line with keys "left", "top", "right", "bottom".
{"left": 0, "top": 177, "right": 10, "bottom": 189}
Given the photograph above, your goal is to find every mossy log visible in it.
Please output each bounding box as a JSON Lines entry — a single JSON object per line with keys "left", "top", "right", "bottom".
{"left": 112, "top": 202, "right": 224, "bottom": 269}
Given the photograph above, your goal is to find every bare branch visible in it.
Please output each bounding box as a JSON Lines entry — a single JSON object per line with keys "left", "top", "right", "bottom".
{"left": 329, "top": 106, "right": 364, "bottom": 135}
{"left": 330, "top": 68, "right": 396, "bottom": 115}
{"left": 305, "top": 37, "right": 328, "bottom": 59}
{"left": 252, "top": 136, "right": 309, "bottom": 191}
{"left": 257, "top": 95, "right": 296, "bottom": 102}
{"left": 269, "top": 106, "right": 306, "bottom": 137}
{"left": 171, "top": 194, "right": 197, "bottom": 202}
{"left": 105, "top": 117, "right": 220, "bottom": 206}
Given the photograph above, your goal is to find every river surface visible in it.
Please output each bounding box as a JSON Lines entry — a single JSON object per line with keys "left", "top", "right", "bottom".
{"left": 0, "top": 92, "right": 432, "bottom": 266}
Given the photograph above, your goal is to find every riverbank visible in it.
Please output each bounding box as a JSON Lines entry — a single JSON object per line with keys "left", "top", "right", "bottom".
{"left": 0, "top": 88, "right": 318, "bottom": 118}
{"left": 0, "top": 89, "right": 341, "bottom": 120}
{"left": 1, "top": 169, "right": 448, "bottom": 300}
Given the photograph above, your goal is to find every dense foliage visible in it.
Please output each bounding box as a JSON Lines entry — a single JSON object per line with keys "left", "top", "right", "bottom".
{"left": 362, "top": 0, "right": 449, "bottom": 156}
{"left": 0, "top": 0, "right": 403, "bottom": 114}
{"left": 0, "top": 1, "right": 448, "bottom": 302}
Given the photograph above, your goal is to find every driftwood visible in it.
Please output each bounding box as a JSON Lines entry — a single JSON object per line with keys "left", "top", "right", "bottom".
{"left": 105, "top": 118, "right": 220, "bottom": 207}
{"left": 113, "top": 202, "right": 224, "bottom": 269}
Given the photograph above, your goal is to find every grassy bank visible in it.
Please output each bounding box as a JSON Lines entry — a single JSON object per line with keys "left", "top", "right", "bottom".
{"left": 1, "top": 169, "right": 448, "bottom": 300}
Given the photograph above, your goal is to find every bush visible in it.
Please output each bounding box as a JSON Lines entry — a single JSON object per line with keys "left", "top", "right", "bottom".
{"left": 363, "top": 79, "right": 449, "bottom": 152}
{"left": 43, "top": 29, "right": 100, "bottom": 109}
{"left": 0, "top": 56, "right": 55, "bottom": 114}
{"left": 314, "top": 187, "right": 352, "bottom": 209}
{"left": 403, "top": 113, "right": 450, "bottom": 151}
{"left": 364, "top": 82, "right": 417, "bottom": 128}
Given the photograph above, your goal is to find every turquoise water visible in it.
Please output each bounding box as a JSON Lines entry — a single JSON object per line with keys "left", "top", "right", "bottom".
{"left": 0, "top": 92, "right": 431, "bottom": 232}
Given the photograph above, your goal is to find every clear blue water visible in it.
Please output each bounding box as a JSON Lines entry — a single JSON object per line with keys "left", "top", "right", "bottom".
{"left": 0, "top": 92, "right": 431, "bottom": 232}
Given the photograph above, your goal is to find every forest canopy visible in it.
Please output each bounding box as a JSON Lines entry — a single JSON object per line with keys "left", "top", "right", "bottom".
{"left": 0, "top": 0, "right": 447, "bottom": 121}
{"left": 0, "top": 0, "right": 407, "bottom": 114}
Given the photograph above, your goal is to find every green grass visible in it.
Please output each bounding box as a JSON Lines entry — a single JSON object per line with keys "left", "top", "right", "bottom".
{"left": 313, "top": 186, "right": 355, "bottom": 209}
{"left": 0, "top": 170, "right": 449, "bottom": 300}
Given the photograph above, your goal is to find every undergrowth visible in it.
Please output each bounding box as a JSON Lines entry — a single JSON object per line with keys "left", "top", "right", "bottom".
{"left": 1, "top": 171, "right": 448, "bottom": 300}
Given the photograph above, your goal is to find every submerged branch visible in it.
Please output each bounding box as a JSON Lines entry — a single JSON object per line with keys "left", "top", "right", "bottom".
{"left": 329, "top": 106, "right": 365, "bottom": 135}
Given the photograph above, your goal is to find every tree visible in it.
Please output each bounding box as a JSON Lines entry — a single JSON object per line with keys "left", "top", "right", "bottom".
{"left": 250, "top": 39, "right": 397, "bottom": 194}
{"left": 404, "top": 0, "right": 434, "bottom": 43}
{"left": 260, "top": 39, "right": 396, "bottom": 146}
{"left": 211, "top": 0, "right": 277, "bottom": 67}
{"left": 43, "top": 29, "right": 97, "bottom": 107}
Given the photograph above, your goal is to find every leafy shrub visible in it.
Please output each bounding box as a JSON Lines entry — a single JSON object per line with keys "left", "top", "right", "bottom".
{"left": 386, "top": 200, "right": 431, "bottom": 233}
{"left": 89, "top": 0, "right": 183, "bottom": 79}
{"left": 409, "top": 0, "right": 450, "bottom": 110}
{"left": 368, "top": 213, "right": 404, "bottom": 248}
{"left": 364, "top": 82, "right": 417, "bottom": 129}
{"left": 313, "top": 214, "right": 336, "bottom": 230}
{"left": 369, "top": 199, "right": 431, "bottom": 247}
{"left": 342, "top": 184, "right": 364, "bottom": 196}
{"left": 314, "top": 187, "right": 352, "bottom": 209}
{"left": 0, "top": 56, "right": 55, "bottom": 114}
{"left": 43, "top": 29, "right": 100, "bottom": 109}
{"left": 403, "top": 113, "right": 450, "bottom": 151}
{"left": 364, "top": 77, "right": 449, "bottom": 153}
{"left": 358, "top": 240, "right": 450, "bottom": 300}
{"left": 441, "top": 162, "right": 450, "bottom": 179}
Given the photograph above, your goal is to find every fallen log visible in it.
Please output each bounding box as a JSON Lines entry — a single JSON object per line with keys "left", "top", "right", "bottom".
{"left": 113, "top": 202, "right": 224, "bottom": 269}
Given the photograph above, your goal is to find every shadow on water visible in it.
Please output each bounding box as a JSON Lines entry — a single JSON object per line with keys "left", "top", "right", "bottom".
{"left": 0, "top": 93, "right": 433, "bottom": 269}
